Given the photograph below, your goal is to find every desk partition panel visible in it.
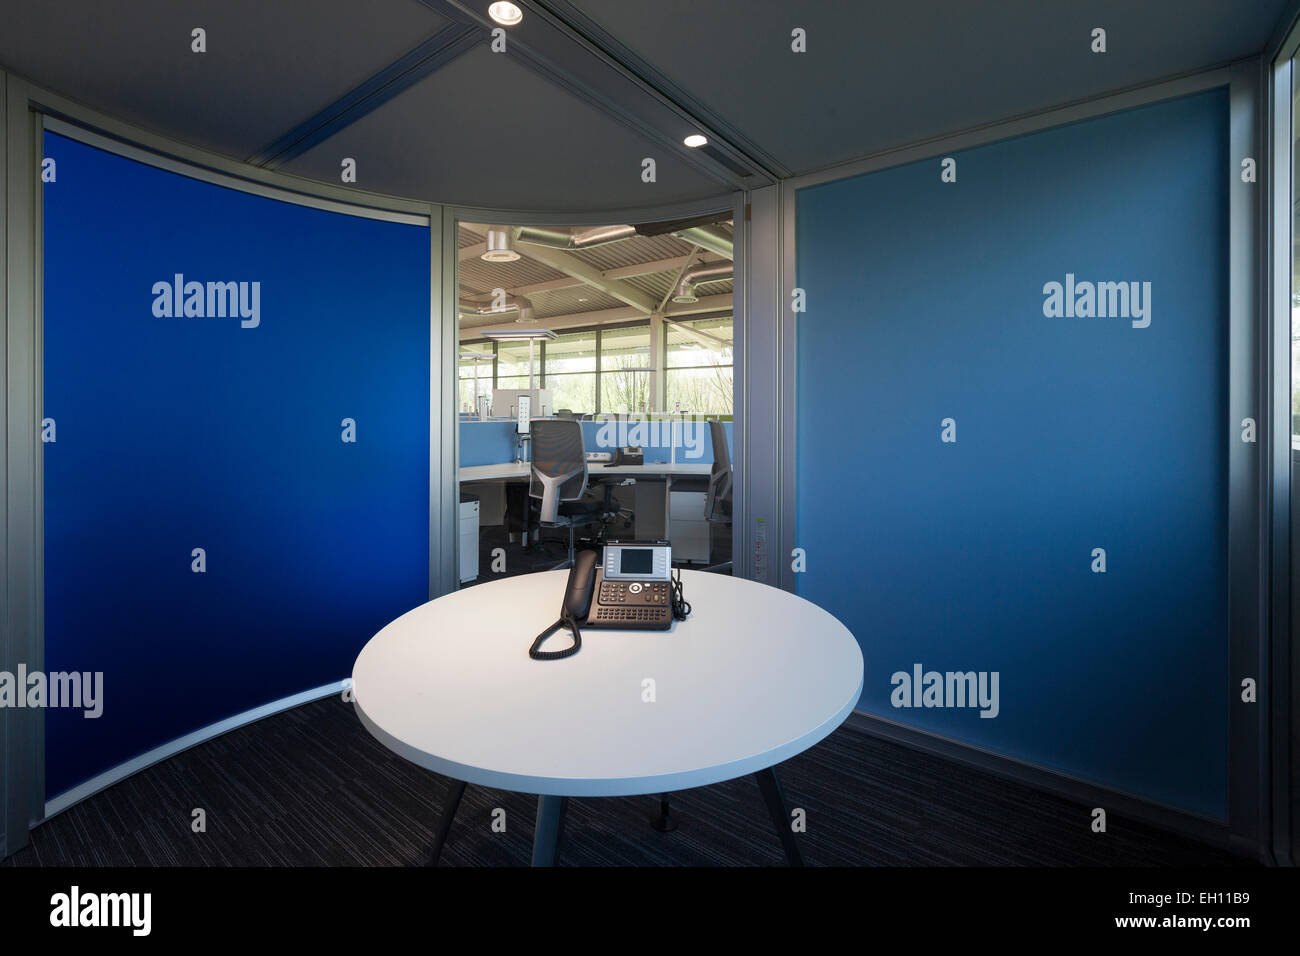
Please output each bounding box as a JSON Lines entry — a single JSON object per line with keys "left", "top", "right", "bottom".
{"left": 42, "top": 131, "right": 432, "bottom": 800}
{"left": 795, "top": 90, "right": 1230, "bottom": 819}
{"left": 457, "top": 418, "right": 733, "bottom": 467}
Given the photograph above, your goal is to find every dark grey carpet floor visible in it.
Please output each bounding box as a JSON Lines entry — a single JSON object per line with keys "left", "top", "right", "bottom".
{"left": 2, "top": 696, "right": 1247, "bottom": 867}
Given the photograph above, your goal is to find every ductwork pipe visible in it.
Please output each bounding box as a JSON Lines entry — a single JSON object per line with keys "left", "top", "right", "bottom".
{"left": 670, "top": 224, "right": 733, "bottom": 260}
{"left": 513, "top": 221, "right": 733, "bottom": 259}
{"left": 515, "top": 224, "right": 639, "bottom": 250}
{"left": 459, "top": 293, "right": 536, "bottom": 324}
{"left": 672, "top": 263, "right": 733, "bottom": 304}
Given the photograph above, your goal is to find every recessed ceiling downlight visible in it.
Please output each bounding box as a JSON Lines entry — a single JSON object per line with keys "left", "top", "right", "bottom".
{"left": 488, "top": 2, "right": 523, "bottom": 26}
{"left": 683, "top": 134, "right": 708, "bottom": 148}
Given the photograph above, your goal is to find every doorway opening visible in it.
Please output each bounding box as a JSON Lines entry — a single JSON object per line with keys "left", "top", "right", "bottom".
{"left": 454, "top": 218, "right": 736, "bottom": 586}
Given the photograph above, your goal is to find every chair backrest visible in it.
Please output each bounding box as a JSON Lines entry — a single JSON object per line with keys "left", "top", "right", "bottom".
{"left": 529, "top": 418, "right": 588, "bottom": 523}
{"left": 705, "top": 419, "right": 732, "bottom": 522}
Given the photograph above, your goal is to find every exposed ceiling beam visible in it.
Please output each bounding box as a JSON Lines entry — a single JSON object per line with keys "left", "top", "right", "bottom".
{"left": 484, "top": 276, "right": 583, "bottom": 298}
{"left": 601, "top": 252, "right": 723, "bottom": 280}
{"left": 514, "top": 240, "right": 660, "bottom": 314}
{"left": 458, "top": 252, "right": 726, "bottom": 300}
{"left": 458, "top": 293, "right": 733, "bottom": 340}
{"left": 663, "top": 314, "right": 729, "bottom": 350}
{"left": 461, "top": 305, "right": 641, "bottom": 338}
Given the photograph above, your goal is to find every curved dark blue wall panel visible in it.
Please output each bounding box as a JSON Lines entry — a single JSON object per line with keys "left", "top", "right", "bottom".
{"left": 795, "top": 90, "right": 1228, "bottom": 819}
{"left": 43, "top": 132, "right": 431, "bottom": 800}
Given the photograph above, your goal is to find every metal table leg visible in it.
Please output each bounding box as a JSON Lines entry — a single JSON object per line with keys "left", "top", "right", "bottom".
{"left": 649, "top": 792, "right": 678, "bottom": 832}
{"left": 426, "top": 778, "right": 467, "bottom": 867}
{"left": 531, "top": 795, "right": 570, "bottom": 867}
{"left": 754, "top": 766, "right": 804, "bottom": 866}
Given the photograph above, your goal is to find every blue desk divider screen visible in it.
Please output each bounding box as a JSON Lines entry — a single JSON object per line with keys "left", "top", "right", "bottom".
{"left": 795, "top": 90, "right": 1229, "bottom": 819}
{"left": 42, "top": 132, "right": 431, "bottom": 800}
{"left": 458, "top": 419, "right": 732, "bottom": 467}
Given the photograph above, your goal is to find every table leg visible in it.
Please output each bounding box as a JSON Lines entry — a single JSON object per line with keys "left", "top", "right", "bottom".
{"left": 649, "top": 792, "right": 678, "bottom": 832}
{"left": 754, "top": 766, "right": 804, "bottom": 866}
{"left": 531, "top": 795, "right": 569, "bottom": 867}
{"left": 425, "top": 778, "right": 467, "bottom": 867}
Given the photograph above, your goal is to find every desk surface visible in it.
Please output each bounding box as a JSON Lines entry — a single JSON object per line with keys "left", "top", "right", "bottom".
{"left": 351, "top": 570, "right": 863, "bottom": 797}
{"left": 459, "top": 461, "right": 712, "bottom": 482}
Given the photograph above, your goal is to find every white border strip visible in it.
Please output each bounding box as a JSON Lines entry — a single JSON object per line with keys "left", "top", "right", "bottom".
{"left": 41, "top": 680, "right": 346, "bottom": 820}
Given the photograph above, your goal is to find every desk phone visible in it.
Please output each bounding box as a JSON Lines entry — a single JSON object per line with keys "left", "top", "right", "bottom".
{"left": 586, "top": 541, "right": 673, "bottom": 629}
{"left": 530, "top": 543, "right": 686, "bottom": 659}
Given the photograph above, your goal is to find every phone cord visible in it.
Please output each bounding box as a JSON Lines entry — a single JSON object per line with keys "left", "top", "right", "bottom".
{"left": 670, "top": 570, "right": 691, "bottom": 621}
{"left": 529, "top": 614, "right": 582, "bottom": 660}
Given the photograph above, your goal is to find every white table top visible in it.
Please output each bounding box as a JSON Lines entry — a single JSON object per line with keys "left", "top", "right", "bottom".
{"left": 352, "top": 570, "right": 863, "bottom": 797}
{"left": 459, "top": 461, "right": 712, "bottom": 482}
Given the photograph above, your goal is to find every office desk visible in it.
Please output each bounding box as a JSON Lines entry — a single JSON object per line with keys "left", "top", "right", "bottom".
{"left": 459, "top": 461, "right": 714, "bottom": 544}
{"left": 458, "top": 461, "right": 712, "bottom": 482}
{"left": 351, "top": 570, "right": 863, "bottom": 866}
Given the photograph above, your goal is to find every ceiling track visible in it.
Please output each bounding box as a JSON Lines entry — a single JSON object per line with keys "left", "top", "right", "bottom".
{"left": 247, "top": 21, "right": 481, "bottom": 169}
{"left": 435, "top": 0, "right": 772, "bottom": 192}
{"left": 528, "top": 0, "right": 792, "bottom": 181}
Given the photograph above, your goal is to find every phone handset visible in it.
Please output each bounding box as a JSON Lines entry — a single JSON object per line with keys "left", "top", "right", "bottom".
{"left": 529, "top": 549, "right": 598, "bottom": 660}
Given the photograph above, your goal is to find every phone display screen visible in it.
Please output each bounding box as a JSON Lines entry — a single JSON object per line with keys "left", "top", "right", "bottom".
{"left": 619, "top": 549, "right": 653, "bottom": 575}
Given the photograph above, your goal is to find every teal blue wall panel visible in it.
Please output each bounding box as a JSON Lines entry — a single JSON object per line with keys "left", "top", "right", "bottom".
{"left": 795, "top": 90, "right": 1229, "bottom": 818}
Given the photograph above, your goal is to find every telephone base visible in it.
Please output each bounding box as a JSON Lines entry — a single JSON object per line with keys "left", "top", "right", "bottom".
{"left": 582, "top": 567, "right": 673, "bottom": 631}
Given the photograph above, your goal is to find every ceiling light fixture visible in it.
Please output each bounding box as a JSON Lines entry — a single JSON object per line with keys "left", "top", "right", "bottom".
{"left": 488, "top": 2, "right": 523, "bottom": 26}
{"left": 478, "top": 328, "right": 556, "bottom": 341}
{"left": 683, "top": 133, "right": 708, "bottom": 148}
{"left": 481, "top": 226, "right": 520, "bottom": 262}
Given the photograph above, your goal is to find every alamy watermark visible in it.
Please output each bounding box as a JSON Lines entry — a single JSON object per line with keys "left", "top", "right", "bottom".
{"left": 0, "top": 665, "right": 103, "bottom": 718}
{"left": 151, "top": 273, "right": 260, "bottom": 328}
{"left": 1042, "top": 273, "right": 1151, "bottom": 328}
{"left": 50, "top": 886, "right": 150, "bottom": 936}
{"left": 890, "top": 663, "right": 999, "bottom": 718}
{"left": 592, "top": 413, "right": 714, "bottom": 459}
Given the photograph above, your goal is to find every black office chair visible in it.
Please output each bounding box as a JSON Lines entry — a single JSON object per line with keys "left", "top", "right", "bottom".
{"left": 529, "top": 419, "right": 604, "bottom": 569}
{"left": 702, "top": 419, "right": 733, "bottom": 572}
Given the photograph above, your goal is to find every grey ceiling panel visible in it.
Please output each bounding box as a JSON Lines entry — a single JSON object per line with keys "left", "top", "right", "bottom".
{"left": 282, "top": 46, "right": 728, "bottom": 211}
{"left": 0, "top": 0, "right": 447, "bottom": 158}
{"left": 530, "top": 286, "right": 623, "bottom": 318}
{"left": 565, "top": 0, "right": 1290, "bottom": 175}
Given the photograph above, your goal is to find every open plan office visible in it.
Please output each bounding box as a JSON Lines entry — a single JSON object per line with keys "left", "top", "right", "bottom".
{"left": 2, "top": 0, "right": 1300, "bottom": 928}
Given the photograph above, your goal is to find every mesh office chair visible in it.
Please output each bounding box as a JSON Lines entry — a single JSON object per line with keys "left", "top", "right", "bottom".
{"left": 529, "top": 418, "right": 604, "bottom": 569}
{"left": 702, "top": 419, "right": 733, "bottom": 572}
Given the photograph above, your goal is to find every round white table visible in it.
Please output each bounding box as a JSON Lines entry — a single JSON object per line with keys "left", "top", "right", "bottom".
{"left": 352, "top": 569, "right": 863, "bottom": 866}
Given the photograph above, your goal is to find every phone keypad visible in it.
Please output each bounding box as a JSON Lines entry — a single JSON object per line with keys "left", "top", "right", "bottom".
{"left": 592, "top": 607, "right": 668, "bottom": 622}
{"left": 599, "top": 582, "right": 669, "bottom": 605}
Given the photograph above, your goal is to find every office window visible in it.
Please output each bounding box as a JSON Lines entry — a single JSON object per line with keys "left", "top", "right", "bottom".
{"left": 600, "top": 323, "right": 652, "bottom": 413}
{"left": 665, "top": 315, "right": 733, "bottom": 415}
{"left": 495, "top": 339, "right": 541, "bottom": 397}
{"left": 544, "top": 329, "right": 597, "bottom": 414}
{"left": 458, "top": 341, "right": 493, "bottom": 412}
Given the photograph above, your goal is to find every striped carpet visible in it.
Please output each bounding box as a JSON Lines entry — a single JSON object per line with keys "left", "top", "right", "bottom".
{"left": 3, "top": 696, "right": 1247, "bottom": 867}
